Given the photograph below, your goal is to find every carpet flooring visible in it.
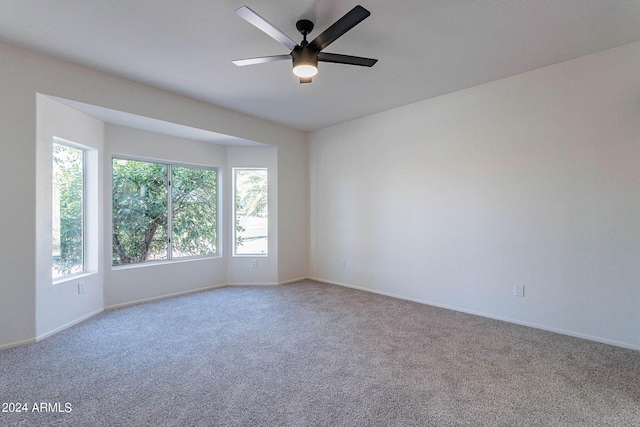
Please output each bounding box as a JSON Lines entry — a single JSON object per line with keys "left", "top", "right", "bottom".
{"left": 1, "top": 279, "right": 639, "bottom": 426}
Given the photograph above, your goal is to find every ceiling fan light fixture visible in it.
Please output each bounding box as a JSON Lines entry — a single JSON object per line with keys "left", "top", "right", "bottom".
{"left": 293, "top": 63, "right": 318, "bottom": 78}
{"left": 292, "top": 47, "right": 318, "bottom": 78}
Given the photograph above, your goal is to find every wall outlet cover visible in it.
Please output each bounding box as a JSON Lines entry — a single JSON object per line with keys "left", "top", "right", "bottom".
{"left": 514, "top": 284, "right": 525, "bottom": 297}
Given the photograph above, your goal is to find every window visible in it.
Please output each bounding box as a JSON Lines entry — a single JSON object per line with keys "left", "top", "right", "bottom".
{"left": 234, "top": 168, "right": 268, "bottom": 255}
{"left": 112, "top": 158, "right": 217, "bottom": 265}
{"left": 171, "top": 165, "right": 218, "bottom": 257}
{"left": 52, "top": 141, "right": 84, "bottom": 278}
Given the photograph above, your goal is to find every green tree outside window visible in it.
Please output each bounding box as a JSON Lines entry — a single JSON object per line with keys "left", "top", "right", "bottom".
{"left": 112, "top": 159, "right": 217, "bottom": 265}
{"left": 53, "top": 142, "right": 84, "bottom": 278}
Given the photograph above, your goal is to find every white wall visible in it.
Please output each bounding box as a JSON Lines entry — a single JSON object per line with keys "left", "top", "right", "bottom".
{"left": 0, "top": 46, "right": 38, "bottom": 348}
{"left": 309, "top": 41, "right": 640, "bottom": 350}
{"left": 0, "top": 41, "right": 307, "bottom": 349}
{"left": 277, "top": 138, "right": 309, "bottom": 283}
{"left": 35, "top": 95, "right": 105, "bottom": 340}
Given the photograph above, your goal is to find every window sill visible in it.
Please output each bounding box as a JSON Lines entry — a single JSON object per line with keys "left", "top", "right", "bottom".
{"left": 111, "top": 255, "right": 221, "bottom": 271}
{"left": 232, "top": 254, "right": 269, "bottom": 257}
{"left": 53, "top": 271, "right": 96, "bottom": 286}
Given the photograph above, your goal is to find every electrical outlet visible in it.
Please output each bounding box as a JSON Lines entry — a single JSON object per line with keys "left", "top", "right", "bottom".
{"left": 340, "top": 260, "right": 346, "bottom": 269}
{"left": 514, "top": 284, "right": 524, "bottom": 297}
{"left": 78, "top": 281, "right": 85, "bottom": 294}
{"left": 251, "top": 260, "right": 258, "bottom": 268}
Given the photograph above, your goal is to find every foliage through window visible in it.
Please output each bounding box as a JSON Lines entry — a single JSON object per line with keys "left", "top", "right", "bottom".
{"left": 112, "top": 158, "right": 217, "bottom": 265}
{"left": 52, "top": 141, "right": 84, "bottom": 278}
{"left": 234, "top": 168, "right": 268, "bottom": 255}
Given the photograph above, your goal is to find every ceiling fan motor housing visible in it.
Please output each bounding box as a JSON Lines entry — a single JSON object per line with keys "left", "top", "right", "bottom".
{"left": 292, "top": 46, "right": 318, "bottom": 77}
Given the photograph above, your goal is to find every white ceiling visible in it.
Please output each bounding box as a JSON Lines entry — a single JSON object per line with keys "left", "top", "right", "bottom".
{"left": 1, "top": 0, "right": 640, "bottom": 132}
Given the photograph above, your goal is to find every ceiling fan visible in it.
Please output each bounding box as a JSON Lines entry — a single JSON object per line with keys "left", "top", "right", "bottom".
{"left": 232, "top": 5, "right": 378, "bottom": 83}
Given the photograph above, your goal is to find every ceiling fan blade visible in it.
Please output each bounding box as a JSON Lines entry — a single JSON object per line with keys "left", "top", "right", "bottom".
{"left": 309, "top": 5, "right": 370, "bottom": 52}
{"left": 318, "top": 52, "right": 377, "bottom": 67}
{"left": 232, "top": 55, "right": 291, "bottom": 66}
{"left": 235, "top": 6, "right": 298, "bottom": 51}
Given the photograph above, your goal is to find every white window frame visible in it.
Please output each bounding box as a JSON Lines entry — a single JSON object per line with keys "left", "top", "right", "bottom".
{"left": 52, "top": 137, "right": 86, "bottom": 280}
{"left": 233, "top": 167, "right": 268, "bottom": 257}
{"left": 111, "top": 156, "right": 219, "bottom": 267}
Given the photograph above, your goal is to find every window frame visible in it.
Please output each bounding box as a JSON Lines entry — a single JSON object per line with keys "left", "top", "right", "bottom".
{"left": 52, "top": 138, "right": 86, "bottom": 281}
{"left": 111, "top": 156, "right": 219, "bottom": 267}
{"left": 233, "top": 167, "right": 269, "bottom": 257}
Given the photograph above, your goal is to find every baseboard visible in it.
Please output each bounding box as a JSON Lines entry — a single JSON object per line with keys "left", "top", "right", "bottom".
{"left": 228, "top": 276, "right": 310, "bottom": 286}
{"left": 105, "top": 283, "right": 229, "bottom": 311}
{"left": 309, "top": 276, "right": 640, "bottom": 352}
{"left": 1, "top": 311, "right": 104, "bottom": 351}
{"left": 3, "top": 281, "right": 278, "bottom": 350}
{"left": 0, "top": 337, "right": 37, "bottom": 351}
{"left": 105, "top": 279, "right": 311, "bottom": 310}
{"left": 278, "top": 276, "right": 310, "bottom": 285}
{"left": 35, "top": 308, "right": 104, "bottom": 342}
{"left": 15, "top": 276, "right": 635, "bottom": 352}
{"left": 226, "top": 282, "right": 279, "bottom": 287}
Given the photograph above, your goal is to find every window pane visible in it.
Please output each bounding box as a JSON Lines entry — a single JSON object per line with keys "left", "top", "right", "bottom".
{"left": 235, "top": 169, "right": 268, "bottom": 255}
{"left": 112, "top": 159, "right": 168, "bottom": 265}
{"left": 53, "top": 143, "right": 84, "bottom": 278}
{"left": 172, "top": 166, "right": 217, "bottom": 257}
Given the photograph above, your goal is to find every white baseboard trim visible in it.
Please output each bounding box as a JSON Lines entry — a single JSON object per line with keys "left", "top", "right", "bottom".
{"left": 228, "top": 276, "right": 310, "bottom": 286}
{"left": 309, "top": 276, "right": 640, "bottom": 352}
{"left": 226, "top": 282, "right": 279, "bottom": 287}
{"left": 105, "top": 283, "right": 229, "bottom": 311}
{"left": 279, "top": 276, "right": 310, "bottom": 285}
{"left": 11, "top": 276, "right": 635, "bottom": 352}
{"left": 0, "top": 337, "right": 37, "bottom": 351}
{"left": 4, "top": 282, "right": 255, "bottom": 349}
{"left": 104, "top": 278, "right": 311, "bottom": 310}
{"left": 35, "top": 308, "right": 104, "bottom": 343}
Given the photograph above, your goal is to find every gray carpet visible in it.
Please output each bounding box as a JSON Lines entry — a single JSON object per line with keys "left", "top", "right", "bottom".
{"left": 1, "top": 280, "right": 638, "bottom": 426}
